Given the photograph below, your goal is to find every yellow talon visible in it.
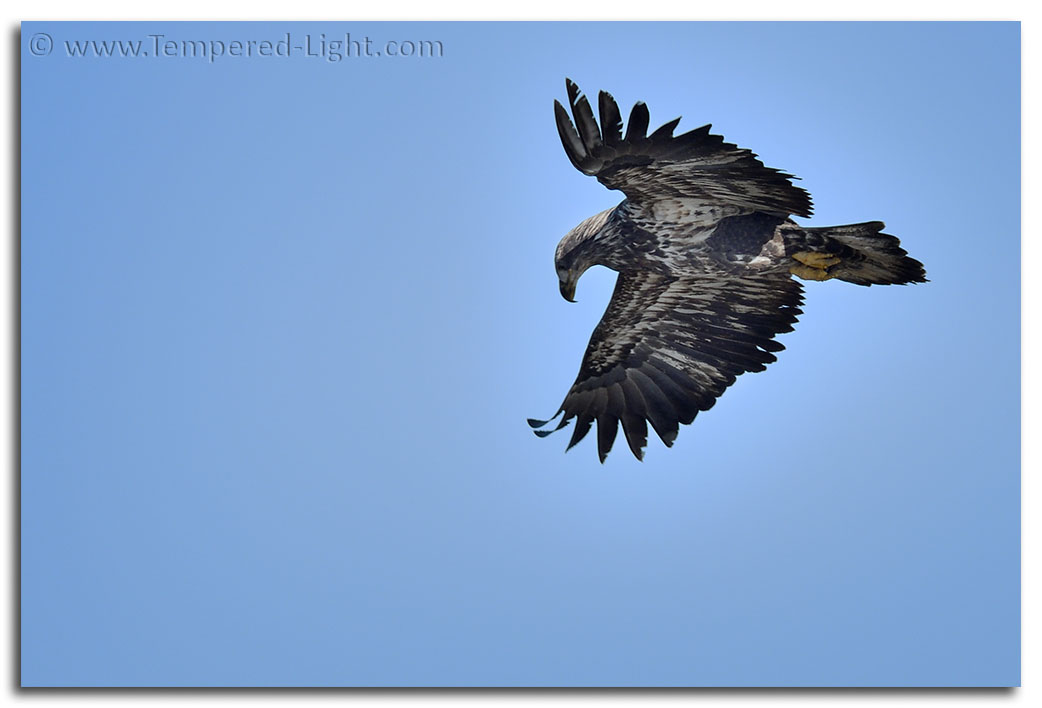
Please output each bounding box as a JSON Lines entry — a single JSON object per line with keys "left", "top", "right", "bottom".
{"left": 793, "top": 251, "right": 842, "bottom": 268}
{"left": 790, "top": 263, "right": 833, "bottom": 281}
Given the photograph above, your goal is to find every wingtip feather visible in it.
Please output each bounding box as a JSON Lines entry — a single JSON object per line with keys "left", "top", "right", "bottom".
{"left": 554, "top": 100, "right": 588, "bottom": 169}
{"left": 625, "top": 101, "right": 650, "bottom": 142}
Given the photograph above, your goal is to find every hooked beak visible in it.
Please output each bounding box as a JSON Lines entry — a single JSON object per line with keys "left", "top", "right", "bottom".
{"left": 559, "top": 272, "right": 577, "bottom": 302}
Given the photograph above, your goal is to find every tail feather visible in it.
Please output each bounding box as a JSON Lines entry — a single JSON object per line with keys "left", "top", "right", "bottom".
{"left": 787, "top": 221, "right": 927, "bottom": 286}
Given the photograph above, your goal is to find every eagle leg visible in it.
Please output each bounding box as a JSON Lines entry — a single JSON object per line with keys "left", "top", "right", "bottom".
{"left": 790, "top": 251, "right": 841, "bottom": 281}
{"left": 792, "top": 251, "right": 842, "bottom": 269}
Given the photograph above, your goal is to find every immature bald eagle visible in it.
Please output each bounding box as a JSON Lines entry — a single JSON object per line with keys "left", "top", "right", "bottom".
{"left": 529, "top": 79, "right": 926, "bottom": 462}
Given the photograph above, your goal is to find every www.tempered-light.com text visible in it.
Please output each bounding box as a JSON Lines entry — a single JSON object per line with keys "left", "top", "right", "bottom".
{"left": 40, "top": 33, "right": 444, "bottom": 62}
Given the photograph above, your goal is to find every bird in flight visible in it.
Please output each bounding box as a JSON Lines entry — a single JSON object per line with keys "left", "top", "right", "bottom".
{"left": 529, "top": 79, "right": 926, "bottom": 462}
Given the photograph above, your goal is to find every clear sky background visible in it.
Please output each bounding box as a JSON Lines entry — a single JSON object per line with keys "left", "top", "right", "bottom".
{"left": 20, "top": 21, "right": 1019, "bottom": 687}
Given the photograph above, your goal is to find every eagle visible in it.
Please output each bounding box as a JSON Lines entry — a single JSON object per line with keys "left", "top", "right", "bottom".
{"left": 529, "top": 79, "right": 926, "bottom": 462}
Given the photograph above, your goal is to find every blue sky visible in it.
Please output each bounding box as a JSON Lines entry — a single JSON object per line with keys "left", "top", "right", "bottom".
{"left": 21, "top": 21, "right": 1019, "bottom": 686}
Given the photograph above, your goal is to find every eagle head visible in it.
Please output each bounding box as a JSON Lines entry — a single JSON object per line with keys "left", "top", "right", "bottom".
{"left": 555, "top": 208, "right": 614, "bottom": 302}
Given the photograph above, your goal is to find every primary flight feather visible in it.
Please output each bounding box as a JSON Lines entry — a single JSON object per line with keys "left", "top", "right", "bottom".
{"left": 530, "top": 79, "right": 926, "bottom": 462}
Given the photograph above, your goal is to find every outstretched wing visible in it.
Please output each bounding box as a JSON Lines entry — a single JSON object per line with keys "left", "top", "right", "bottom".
{"left": 554, "top": 79, "right": 812, "bottom": 217}
{"left": 529, "top": 267, "right": 804, "bottom": 461}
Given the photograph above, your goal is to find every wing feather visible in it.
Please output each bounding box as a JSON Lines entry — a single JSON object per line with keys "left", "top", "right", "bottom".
{"left": 627, "top": 368, "right": 680, "bottom": 448}
{"left": 554, "top": 100, "right": 587, "bottom": 171}
{"left": 625, "top": 102, "right": 650, "bottom": 142}
{"left": 532, "top": 268, "right": 804, "bottom": 460}
{"left": 598, "top": 91, "right": 624, "bottom": 146}
{"left": 597, "top": 411, "right": 620, "bottom": 463}
{"left": 567, "top": 414, "right": 593, "bottom": 451}
{"left": 566, "top": 79, "right": 602, "bottom": 154}
{"left": 555, "top": 79, "right": 812, "bottom": 217}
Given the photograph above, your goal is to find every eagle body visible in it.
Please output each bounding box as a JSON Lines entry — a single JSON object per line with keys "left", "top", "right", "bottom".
{"left": 531, "top": 80, "right": 926, "bottom": 461}
{"left": 597, "top": 202, "right": 790, "bottom": 275}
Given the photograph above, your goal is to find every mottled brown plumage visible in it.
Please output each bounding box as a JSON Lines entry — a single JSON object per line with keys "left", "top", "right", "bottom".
{"left": 530, "top": 80, "right": 926, "bottom": 461}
